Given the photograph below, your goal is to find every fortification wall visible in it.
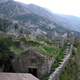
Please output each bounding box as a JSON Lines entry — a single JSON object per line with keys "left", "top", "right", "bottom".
{"left": 48, "top": 45, "right": 73, "bottom": 80}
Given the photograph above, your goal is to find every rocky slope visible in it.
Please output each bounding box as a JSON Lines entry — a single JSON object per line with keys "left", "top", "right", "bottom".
{"left": 0, "top": 0, "right": 71, "bottom": 39}
{"left": 0, "top": 0, "right": 80, "bottom": 38}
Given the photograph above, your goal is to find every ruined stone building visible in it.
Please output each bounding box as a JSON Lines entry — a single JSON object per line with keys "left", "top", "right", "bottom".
{"left": 12, "top": 48, "right": 53, "bottom": 78}
{"left": 67, "top": 32, "right": 75, "bottom": 44}
{"left": 52, "top": 32, "right": 68, "bottom": 48}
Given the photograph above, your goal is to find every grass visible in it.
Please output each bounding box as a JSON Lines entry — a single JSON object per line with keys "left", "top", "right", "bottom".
{"left": 19, "top": 37, "right": 60, "bottom": 57}
{"left": 51, "top": 48, "right": 64, "bottom": 71}
{"left": 41, "top": 47, "right": 64, "bottom": 80}
{"left": 33, "top": 44, "right": 60, "bottom": 57}
{"left": 43, "top": 47, "right": 54, "bottom": 54}
{"left": 10, "top": 46, "right": 24, "bottom": 55}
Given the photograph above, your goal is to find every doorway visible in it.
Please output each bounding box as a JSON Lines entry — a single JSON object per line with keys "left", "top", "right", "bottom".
{"left": 28, "top": 68, "right": 38, "bottom": 77}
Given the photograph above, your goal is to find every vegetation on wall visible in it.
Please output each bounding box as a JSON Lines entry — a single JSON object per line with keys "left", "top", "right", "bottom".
{"left": 60, "top": 54, "right": 78, "bottom": 80}
{"left": 59, "top": 40, "right": 80, "bottom": 80}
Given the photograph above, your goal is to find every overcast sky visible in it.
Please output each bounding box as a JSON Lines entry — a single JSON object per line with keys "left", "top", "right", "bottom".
{"left": 15, "top": 0, "right": 80, "bottom": 16}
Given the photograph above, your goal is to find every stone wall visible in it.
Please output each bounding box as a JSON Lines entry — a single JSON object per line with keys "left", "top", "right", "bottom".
{"left": 12, "top": 49, "right": 53, "bottom": 78}
{"left": 48, "top": 45, "right": 73, "bottom": 80}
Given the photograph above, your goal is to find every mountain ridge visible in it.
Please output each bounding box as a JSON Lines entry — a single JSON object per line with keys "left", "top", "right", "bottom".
{"left": 0, "top": 0, "right": 80, "bottom": 38}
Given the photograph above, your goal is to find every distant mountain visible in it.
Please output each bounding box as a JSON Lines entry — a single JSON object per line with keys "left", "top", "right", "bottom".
{"left": 26, "top": 4, "right": 80, "bottom": 32}
{"left": 0, "top": 0, "right": 31, "bottom": 19}
{"left": 0, "top": 0, "right": 80, "bottom": 38}
{"left": 0, "top": 0, "right": 11, "bottom": 3}
{"left": 25, "top": 4, "right": 54, "bottom": 20}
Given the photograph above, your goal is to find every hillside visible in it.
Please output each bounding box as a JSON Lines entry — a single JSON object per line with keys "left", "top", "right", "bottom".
{"left": 0, "top": 0, "right": 72, "bottom": 40}
{"left": 0, "top": 0, "right": 80, "bottom": 80}
{"left": 24, "top": 4, "right": 80, "bottom": 32}
{"left": 0, "top": 0, "right": 31, "bottom": 18}
{"left": 0, "top": 0, "right": 80, "bottom": 35}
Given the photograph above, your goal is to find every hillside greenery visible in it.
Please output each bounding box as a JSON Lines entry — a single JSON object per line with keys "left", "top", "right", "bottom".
{"left": 0, "top": 35, "right": 61, "bottom": 61}
{"left": 19, "top": 37, "right": 61, "bottom": 57}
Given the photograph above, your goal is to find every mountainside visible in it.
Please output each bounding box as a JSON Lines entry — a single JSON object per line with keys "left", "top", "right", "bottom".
{"left": 26, "top": 4, "right": 80, "bottom": 32}
{"left": 0, "top": 0, "right": 31, "bottom": 18}
{"left": 0, "top": 17, "right": 24, "bottom": 35}
{"left": 0, "top": 0, "right": 71, "bottom": 39}
{"left": 0, "top": 1, "right": 80, "bottom": 80}
{"left": 0, "top": 0, "right": 80, "bottom": 38}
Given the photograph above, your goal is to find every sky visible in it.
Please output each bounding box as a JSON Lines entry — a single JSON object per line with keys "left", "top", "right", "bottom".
{"left": 15, "top": 0, "right": 80, "bottom": 16}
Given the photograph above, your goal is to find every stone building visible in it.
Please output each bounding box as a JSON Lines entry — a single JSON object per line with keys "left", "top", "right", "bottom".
{"left": 53, "top": 36, "right": 67, "bottom": 48}
{"left": 52, "top": 32, "right": 68, "bottom": 48}
{"left": 12, "top": 48, "right": 53, "bottom": 78}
